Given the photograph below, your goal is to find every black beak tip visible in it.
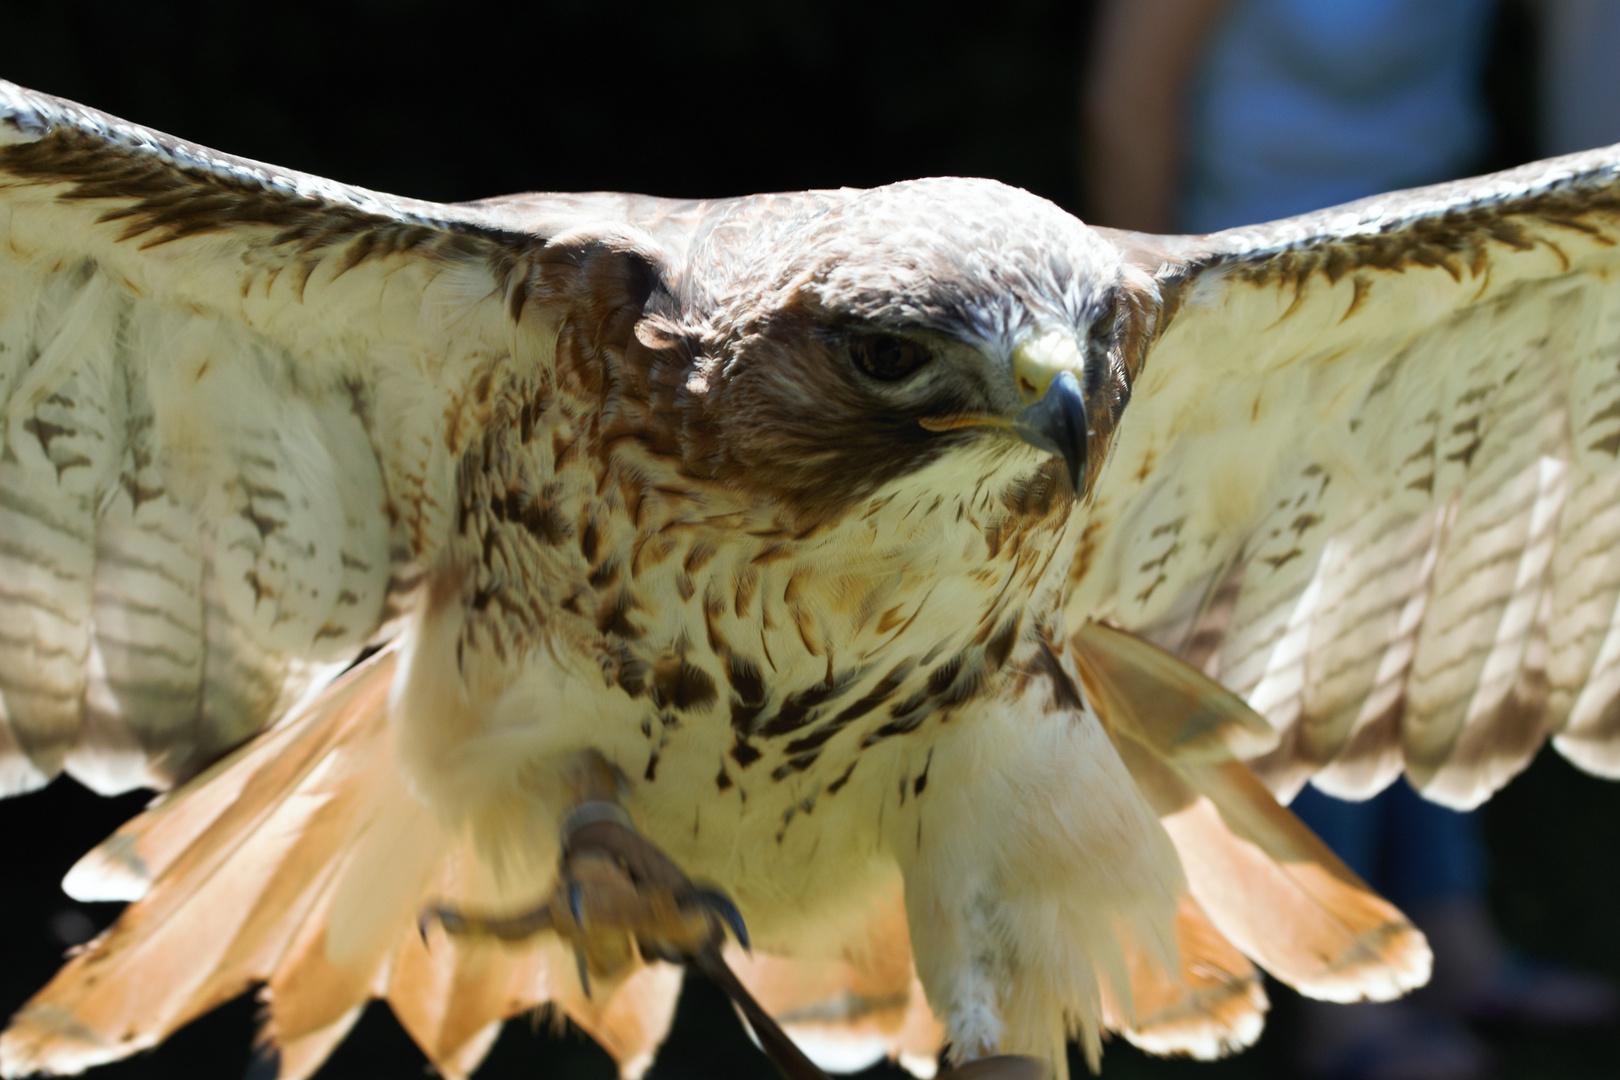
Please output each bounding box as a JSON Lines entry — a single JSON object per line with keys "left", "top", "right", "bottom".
{"left": 1013, "top": 370, "right": 1088, "bottom": 493}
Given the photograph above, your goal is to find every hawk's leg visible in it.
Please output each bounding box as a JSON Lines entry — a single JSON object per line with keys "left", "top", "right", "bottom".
{"left": 421, "top": 753, "right": 1044, "bottom": 1079}
{"left": 420, "top": 751, "right": 747, "bottom": 992}
{"left": 893, "top": 675, "right": 1184, "bottom": 1079}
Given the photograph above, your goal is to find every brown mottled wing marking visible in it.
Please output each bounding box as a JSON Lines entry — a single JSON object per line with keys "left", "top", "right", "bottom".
{"left": 0, "top": 80, "right": 684, "bottom": 796}
{"left": 1073, "top": 143, "right": 1620, "bottom": 808}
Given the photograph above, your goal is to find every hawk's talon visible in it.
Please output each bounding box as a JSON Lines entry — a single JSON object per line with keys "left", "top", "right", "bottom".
{"left": 566, "top": 879, "right": 587, "bottom": 928}
{"left": 557, "top": 815, "right": 749, "bottom": 964}
{"left": 691, "top": 886, "right": 751, "bottom": 951}
{"left": 574, "top": 943, "right": 593, "bottom": 999}
{"left": 419, "top": 796, "right": 748, "bottom": 985}
{"left": 419, "top": 811, "right": 1036, "bottom": 1080}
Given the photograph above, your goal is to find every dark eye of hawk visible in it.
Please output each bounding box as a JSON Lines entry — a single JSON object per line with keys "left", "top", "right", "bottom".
{"left": 848, "top": 333, "right": 933, "bottom": 382}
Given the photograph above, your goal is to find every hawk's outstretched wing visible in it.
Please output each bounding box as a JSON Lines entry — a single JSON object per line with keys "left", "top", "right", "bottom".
{"left": 0, "top": 80, "right": 1450, "bottom": 1080}
{"left": 1073, "top": 146, "right": 1620, "bottom": 808}
{"left": 0, "top": 80, "right": 671, "bottom": 796}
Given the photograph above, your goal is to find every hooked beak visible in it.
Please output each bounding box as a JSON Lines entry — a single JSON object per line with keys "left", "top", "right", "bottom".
{"left": 1010, "top": 369, "right": 1087, "bottom": 492}
{"left": 916, "top": 330, "right": 1091, "bottom": 492}
{"left": 1009, "top": 330, "right": 1089, "bottom": 492}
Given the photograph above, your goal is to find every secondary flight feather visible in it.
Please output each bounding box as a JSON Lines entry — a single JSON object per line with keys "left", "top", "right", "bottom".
{"left": 0, "top": 79, "right": 1613, "bottom": 1079}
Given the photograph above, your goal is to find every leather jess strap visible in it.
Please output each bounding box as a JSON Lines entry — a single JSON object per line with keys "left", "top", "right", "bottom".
{"left": 687, "top": 945, "right": 1046, "bottom": 1080}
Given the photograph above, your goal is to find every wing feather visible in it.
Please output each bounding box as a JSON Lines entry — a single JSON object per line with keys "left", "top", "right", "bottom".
{"left": 0, "top": 79, "right": 660, "bottom": 795}
{"left": 1078, "top": 144, "right": 1620, "bottom": 807}
{"left": 0, "top": 79, "right": 722, "bottom": 1078}
{"left": 1290, "top": 504, "right": 1443, "bottom": 799}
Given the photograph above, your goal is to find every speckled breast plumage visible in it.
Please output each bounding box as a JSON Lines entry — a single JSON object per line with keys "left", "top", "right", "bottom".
{"left": 442, "top": 337, "right": 1080, "bottom": 873}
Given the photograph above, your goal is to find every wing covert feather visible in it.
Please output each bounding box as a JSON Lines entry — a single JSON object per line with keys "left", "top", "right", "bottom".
{"left": 0, "top": 80, "right": 664, "bottom": 795}
{"left": 1076, "top": 145, "right": 1620, "bottom": 808}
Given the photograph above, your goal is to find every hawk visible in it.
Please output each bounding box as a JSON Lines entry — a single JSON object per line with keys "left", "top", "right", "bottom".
{"left": 0, "top": 79, "right": 1616, "bottom": 1079}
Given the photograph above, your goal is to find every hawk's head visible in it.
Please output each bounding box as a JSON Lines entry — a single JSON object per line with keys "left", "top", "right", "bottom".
{"left": 632, "top": 178, "right": 1128, "bottom": 527}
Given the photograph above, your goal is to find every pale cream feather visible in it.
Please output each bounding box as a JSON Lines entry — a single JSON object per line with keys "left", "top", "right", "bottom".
{"left": 15, "top": 79, "right": 1620, "bottom": 1080}
{"left": 1078, "top": 159, "right": 1620, "bottom": 809}
{"left": 1076, "top": 625, "right": 1431, "bottom": 1004}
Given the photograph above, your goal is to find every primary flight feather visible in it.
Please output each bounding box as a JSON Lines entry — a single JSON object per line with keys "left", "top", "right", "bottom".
{"left": 0, "top": 78, "right": 1613, "bottom": 1079}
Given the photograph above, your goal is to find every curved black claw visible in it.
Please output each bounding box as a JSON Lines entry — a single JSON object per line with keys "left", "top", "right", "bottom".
{"left": 567, "top": 879, "right": 587, "bottom": 928}
{"left": 574, "top": 945, "right": 592, "bottom": 999}
{"left": 691, "top": 887, "right": 751, "bottom": 951}
{"left": 416, "top": 905, "right": 465, "bottom": 946}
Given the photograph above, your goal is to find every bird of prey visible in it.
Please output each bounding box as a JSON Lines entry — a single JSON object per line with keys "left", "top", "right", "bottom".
{"left": 1, "top": 78, "right": 1618, "bottom": 1080}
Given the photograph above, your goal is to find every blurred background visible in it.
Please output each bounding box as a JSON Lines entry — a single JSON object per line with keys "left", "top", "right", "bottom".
{"left": 3, "top": 1, "right": 1620, "bottom": 1077}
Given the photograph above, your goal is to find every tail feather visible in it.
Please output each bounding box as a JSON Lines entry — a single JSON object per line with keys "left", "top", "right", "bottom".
{"left": 0, "top": 622, "right": 1435, "bottom": 1080}
{"left": 264, "top": 1005, "right": 365, "bottom": 1080}
{"left": 63, "top": 652, "right": 398, "bottom": 905}
{"left": 546, "top": 958, "right": 685, "bottom": 1080}
{"left": 381, "top": 937, "right": 541, "bottom": 1080}
{"left": 1105, "top": 894, "right": 1267, "bottom": 1060}
{"left": 1, "top": 645, "right": 700, "bottom": 1080}
{"left": 384, "top": 939, "right": 511, "bottom": 1074}
{"left": 726, "top": 881, "right": 1261, "bottom": 1073}
{"left": 433, "top": 1024, "right": 503, "bottom": 1080}
{"left": 1076, "top": 625, "right": 1432, "bottom": 1004}
{"left": 0, "top": 653, "right": 409, "bottom": 1077}
{"left": 262, "top": 750, "right": 449, "bottom": 1048}
{"left": 1, "top": 774, "right": 355, "bottom": 1073}
{"left": 728, "top": 887, "right": 944, "bottom": 1077}
{"left": 258, "top": 847, "right": 402, "bottom": 1048}
{"left": 1112, "top": 734, "right": 1431, "bottom": 1002}
{"left": 751, "top": 969, "right": 942, "bottom": 1080}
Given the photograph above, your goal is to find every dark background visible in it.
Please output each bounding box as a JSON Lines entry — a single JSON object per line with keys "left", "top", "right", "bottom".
{"left": 3, "top": 2, "right": 1620, "bottom": 1078}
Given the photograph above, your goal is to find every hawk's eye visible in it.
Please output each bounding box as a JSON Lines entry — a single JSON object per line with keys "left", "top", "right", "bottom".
{"left": 848, "top": 334, "right": 933, "bottom": 382}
